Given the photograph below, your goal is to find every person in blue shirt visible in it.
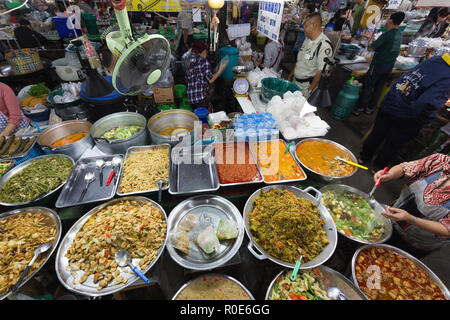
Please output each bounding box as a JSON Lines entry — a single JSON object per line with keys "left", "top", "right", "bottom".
{"left": 358, "top": 54, "right": 450, "bottom": 172}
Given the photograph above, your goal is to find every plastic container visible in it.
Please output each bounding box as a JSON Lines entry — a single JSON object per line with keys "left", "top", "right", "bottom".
{"left": 24, "top": 108, "right": 50, "bottom": 122}
{"left": 194, "top": 107, "right": 209, "bottom": 124}
{"left": 174, "top": 84, "right": 187, "bottom": 98}
{"left": 52, "top": 17, "right": 82, "bottom": 38}
{"left": 81, "top": 12, "right": 99, "bottom": 35}
{"left": 219, "top": 46, "right": 239, "bottom": 80}
{"left": 331, "top": 82, "right": 362, "bottom": 121}
{"left": 260, "top": 78, "right": 300, "bottom": 103}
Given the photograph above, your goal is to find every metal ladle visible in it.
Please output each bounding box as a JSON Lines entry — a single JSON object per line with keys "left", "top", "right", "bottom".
{"left": 11, "top": 242, "right": 52, "bottom": 292}
{"left": 95, "top": 159, "right": 105, "bottom": 187}
{"left": 327, "top": 286, "right": 348, "bottom": 300}
{"left": 79, "top": 172, "right": 95, "bottom": 202}
{"left": 115, "top": 249, "right": 151, "bottom": 285}
{"left": 157, "top": 179, "right": 165, "bottom": 203}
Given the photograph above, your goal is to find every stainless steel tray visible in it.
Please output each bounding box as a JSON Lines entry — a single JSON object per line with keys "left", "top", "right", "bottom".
{"left": 168, "top": 145, "right": 220, "bottom": 195}
{"left": 243, "top": 185, "right": 337, "bottom": 269}
{"left": 294, "top": 138, "right": 358, "bottom": 182}
{"left": 0, "top": 154, "right": 74, "bottom": 207}
{"left": 319, "top": 184, "right": 392, "bottom": 245}
{"left": 265, "top": 266, "right": 367, "bottom": 300}
{"left": 117, "top": 144, "right": 171, "bottom": 196}
{"left": 212, "top": 141, "right": 264, "bottom": 187}
{"left": 0, "top": 207, "right": 62, "bottom": 300}
{"left": 249, "top": 139, "right": 307, "bottom": 184}
{"left": 172, "top": 273, "right": 255, "bottom": 300}
{"left": 0, "top": 135, "right": 37, "bottom": 160}
{"left": 166, "top": 194, "right": 245, "bottom": 271}
{"left": 55, "top": 155, "right": 123, "bottom": 208}
{"left": 55, "top": 196, "right": 168, "bottom": 297}
{"left": 351, "top": 244, "right": 450, "bottom": 300}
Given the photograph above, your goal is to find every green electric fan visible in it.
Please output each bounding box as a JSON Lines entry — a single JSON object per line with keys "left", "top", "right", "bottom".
{"left": 106, "top": 0, "right": 171, "bottom": 95}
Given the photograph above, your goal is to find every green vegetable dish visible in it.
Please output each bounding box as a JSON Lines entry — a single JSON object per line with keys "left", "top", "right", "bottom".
{"left": 28, "top": 83, "right": 50, "bottom": 97}
{"left": 102, "top": 125, "right": 143, "bottom": 141}
{"left": 269, "top": 269, "right": 330, "bottom": 300}
{"left": 0, "top": 156, "right": 73, "bottom": 204}
{"left": 321, "top": 190, "right": 386, "bottom": 242}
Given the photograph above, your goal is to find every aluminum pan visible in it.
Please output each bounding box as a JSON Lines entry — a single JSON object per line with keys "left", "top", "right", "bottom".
{"left": 249, "top": 139, "right": 307, "bottom": 184}
{"left": 351, "top": 244, "right": 450, "bottom": 300}
{"left": 0, "top": 154, "right": 74, "bottom": 207}
{"left": 0, "top": 207, "right": 62, "bottom": 300}
{"left": 116, "top": 144, "right": 171, "bottom": 196}
{"left": 265, "top": 266, "right": 367, "bottom": 300}
{"left": 212, "top": 141, "right": 264, "bottom": 187}
{"left": 172, "top": 273, "right": 255, "bottom": 300}
{"left": 166, "top": 194, "right": 245, "bottom": 271}
{"left": 55, "top": 155, "right": 123, "bottom": 208}
{"left": 243, "top": 185, "right": 337, "bottom": 269}
{"left": 319, "top": 184, "right": 393, "bottom": 245}
{"left": 168, "top": 145, "right": 220, "bottom": 195}
{"left": 55, "top": 196, "right": 168, "bottom": 297}
{"left": 294, "top": 138, "right": 358, "bottom": 182}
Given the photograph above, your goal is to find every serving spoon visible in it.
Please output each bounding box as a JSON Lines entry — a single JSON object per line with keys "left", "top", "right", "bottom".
{"left": 115, "top": 249, "right": 151, "bottom": 285}
{"left": 157, "top": 179, "right": 165, "bottom": 203}
{"left": 95, "top": 159, "right": 105, "bottom": 187}
{"left": 79, "top": 172, "right": 95, "bottom": 202}
{"left": 11, "top": 242, "right": 52, "bottom": 292}
{"left": 327, "top": 286, "right": 348, "bottom": 300}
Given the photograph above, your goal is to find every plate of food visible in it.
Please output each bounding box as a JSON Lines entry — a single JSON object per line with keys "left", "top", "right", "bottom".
{"left": 166, "top": 195, "right": 244, "bottom": 271}
{"left": 55, "top": 197, "right": 167, "bottom": 297}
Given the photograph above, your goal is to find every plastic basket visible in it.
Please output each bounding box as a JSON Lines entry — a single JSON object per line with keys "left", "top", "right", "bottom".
{"left": 5, "top": 48, "right": 44, "bottom": 75}
{"left": 260, "top": 78, "right": 300, "bottom": 103}
{"left": 174, "top": 84, "right": 187, "bottom": 98}
{"left": 13, "top": 144, "right": 44, "bottom": 166}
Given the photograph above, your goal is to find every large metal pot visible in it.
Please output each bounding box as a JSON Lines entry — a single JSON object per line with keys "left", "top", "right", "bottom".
{"left": 147, "top": 109, "right": 199, "bottom": 147}
{"left": 243, "top": 185, "right": 337, "bottom": 269}
{"left": 90, "top": 112, "right": 149, "bottom": 155}
{"left": 294, "top": 138, "right": 358, "bottom": 182}
{"left": 37, "top": 120, "right": 94, "bottom": 161}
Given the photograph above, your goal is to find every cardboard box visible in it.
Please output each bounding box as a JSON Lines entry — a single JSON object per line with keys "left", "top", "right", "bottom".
{"left": 153, "top": 85, "right": 175, "bottom": 104}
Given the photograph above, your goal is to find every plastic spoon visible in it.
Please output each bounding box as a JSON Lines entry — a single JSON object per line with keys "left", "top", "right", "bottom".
{"left": 334, "top": 156, "right": 368, "bottom": 170}
{"left": 11, "top": 242, "right": 52, "bottom": 292}
{"left": 115, "top": 249, "right": 151, "bottom": 285}
{"left": 327, "top": 286, "right": 348, "bottom": 300}
{"left": 78, "top": 172, "right": 95, "bottom": 202}
{"left": 368, "top": 167, "right": 388, "bottom": 209}
{"left": 290, "top": 253, "right": 303, "bottom": 281}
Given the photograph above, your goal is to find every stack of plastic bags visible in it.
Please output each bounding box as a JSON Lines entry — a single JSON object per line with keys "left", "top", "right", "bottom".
{"left": 247, "top": 67, "right": 281, "bottom": 88}
{"left": 266, "top": 91, "right": 330, "bottom": 140}
{"left": 53, "top": 82, "right": 82, "bottom": 104}
{"left": 236, "top": 37, "right": 253, "bottom": 69}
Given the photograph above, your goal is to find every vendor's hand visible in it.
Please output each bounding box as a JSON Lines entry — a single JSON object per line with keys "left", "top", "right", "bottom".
{"left": 219, "top": 59, "right": 229, "bottom": 72}
{"left": 373, "top": 168, "right": 394, "bottom": 184}
{"left": 381, "top": 206, "right": 414, "bottom": 223}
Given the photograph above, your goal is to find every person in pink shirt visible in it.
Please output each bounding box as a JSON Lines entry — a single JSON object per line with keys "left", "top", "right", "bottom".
{"left": 375, "top": 153, "right": 450, "bottom": 256}
{"left": 0, "top": 82, "right": 30, "bottom": 136}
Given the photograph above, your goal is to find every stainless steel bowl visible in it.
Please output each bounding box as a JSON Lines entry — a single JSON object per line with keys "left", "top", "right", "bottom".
{"left": 0, "top": 64, "right": 12, "bottom": 77}
{"left": 37, "top": 120, "right": 94, "bottom": 161}
{"left": 0, "top": 154, "right": 74, "bottom": 207}
{"left": 243, "top": 185, "right": 337, "bottom": 269}
{"left": 351, "top": 244, "right": 450, "bottom": 300}
{"left": 55, "top": 196, "right": 168, "bottom": 297}
{"left": 172, "top": 273, "right": 255, "bottom": 300}
{"left": 91, "top": 112, "right": 149, "bottom": 155}
{"left": 147, "top": 109, "right": 199, "bottom": 147}
{"left": 0, "top": 207, "right": 62, "bottom": 300}
{"left": 319, "top": 184, "right": 392, "bottom": 244}
{"left": 166, "top": 194, "right": 245, "bottom": 271}
{"left": 265, "top": 266, "right": 367, "bottom": 300}
{"left": 294, "top": 138, "right": 358, "bottom": 182}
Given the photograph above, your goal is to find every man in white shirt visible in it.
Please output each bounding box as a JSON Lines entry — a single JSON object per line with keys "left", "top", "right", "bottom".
{"left": 177, "top": 6, "right": 194, "bottom": 54}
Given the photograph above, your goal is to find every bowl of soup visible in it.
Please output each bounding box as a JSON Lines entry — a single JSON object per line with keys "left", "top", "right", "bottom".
{"left": 37, "top": 120, "right": 94, "bottom": 161}
{"left": 294, "top": 138, "right": 358, "bottom": 182}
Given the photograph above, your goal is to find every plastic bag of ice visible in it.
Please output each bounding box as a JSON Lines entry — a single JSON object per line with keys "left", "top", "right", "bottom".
{"left": 283, "top": 127, "right": 297, "bottom": 140}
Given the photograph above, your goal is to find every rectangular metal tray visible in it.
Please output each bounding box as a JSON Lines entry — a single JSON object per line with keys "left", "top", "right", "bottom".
{"left": 169, "top": 145, "right": 220, "bottom": 195}
{"left": 249, "top": 138, "right": 307, "bottom": 184}
{"left": 212, "top": 141, "right": 264, "bottom": 187}
{"left": 0, "top": 135, "right": 37, "bottom": 160}
{"left": 116, "top": 144, "right": 171, "bottom": 196}
{"left": 55, "top": 155, "right": 123, "bottom": 208}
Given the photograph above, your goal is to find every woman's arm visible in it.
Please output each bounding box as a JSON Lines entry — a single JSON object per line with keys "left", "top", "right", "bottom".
{"left": 373, "top": 163, "right": 405, "bottom": 184}
{"left": 382, "top": 207, "right": 450, "bottom": 237}
{"left": 208, "top": 60, "right": 228, "bottom": 84}
{"left": 0, "top": 123, "right": 16, "bottom": 137}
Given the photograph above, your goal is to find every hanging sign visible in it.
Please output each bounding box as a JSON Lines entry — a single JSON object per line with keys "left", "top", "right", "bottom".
{"left": 386, "top": 0, "right": 403, "bottom": 10}
{"left": 257, "top": 0, "right": 284, "bottom": 41}
{"left": 131, "top": 0, "right": 182, "bottom": 12}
